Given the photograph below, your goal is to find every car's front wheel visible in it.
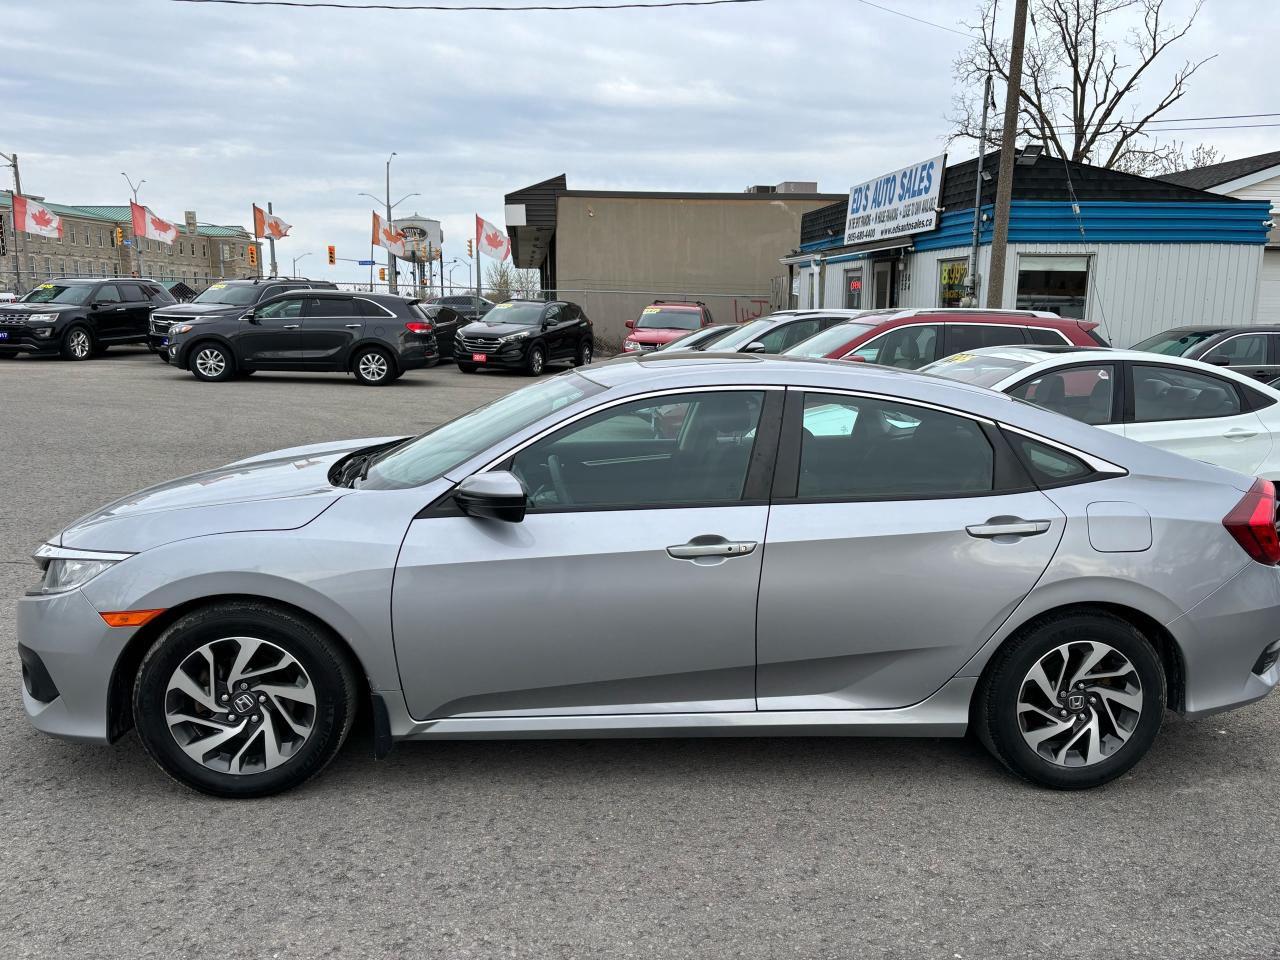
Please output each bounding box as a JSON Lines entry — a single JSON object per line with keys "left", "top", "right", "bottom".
{"left": 190, "top": 342, "right": 235, "bottom": 382}
{"left": 525, "top": 344, "right": 546, "bottom": 377}
{"left": 974, "top": 610, "right": 1164, "bottom": 789}
{"left": 132, "top": 601, "right": 358, "bottom": 798}
{"left": 61, "top": 325, "right": 93, "bottom": 361}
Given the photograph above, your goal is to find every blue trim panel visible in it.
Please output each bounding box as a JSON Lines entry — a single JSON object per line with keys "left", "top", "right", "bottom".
{"left": 800, "top": 200, "right": 1272, "bottom": 256}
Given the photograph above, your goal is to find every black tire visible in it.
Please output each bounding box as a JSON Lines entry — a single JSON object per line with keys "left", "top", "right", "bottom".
{"left": 974, "top": 610, "right": 1164, "bottom": 790}
{"left": 60, "top": 325, "right": 93, "bottom": 361}
{"left": 132, "top": 601, "right": 359, "bottom": 798}
{"left": 574, "top": 339, "right": 593, "bottom": 367}
{"left": 188, "top": 341, "right": 236, "bottom": 382}
{"left": 525, "top": 344, "right": 546, "bottom": 377}
{"left": 457, "top": 362, "right": 478, "bottom": 374}
{"left": 352, "top": 346, "right": 395, "bottom": 386}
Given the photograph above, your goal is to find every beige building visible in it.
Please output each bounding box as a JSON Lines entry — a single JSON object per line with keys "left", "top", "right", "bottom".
{"left": 504, "top": 175, "right": 843, "bottom": 343}
{"left": 0, "top": 196, "right": 261, "bottom": 296}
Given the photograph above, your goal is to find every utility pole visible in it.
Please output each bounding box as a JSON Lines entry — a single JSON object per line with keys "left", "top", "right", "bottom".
{"left": 267, "top": 201, "right": 279, "bottom": 277}
{"left": 384, "top": 152, "right": 397, "bottom": 295}
{"left": 121, "top": 172, "right": 145, "bottom": 278}
{"left": 1, "top": 152, "right": 22, "bottom": 294}
{"left": 965, "top": 73, "right": 994, "bottom": 307}
{"left": 985, "top": 0, "right": 1029, "bottom": 308}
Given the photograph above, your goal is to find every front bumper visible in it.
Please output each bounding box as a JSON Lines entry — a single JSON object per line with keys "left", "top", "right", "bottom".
{"left": 0, "top": 324, "right": 61, "bottom": 355}
{"left": 17, "top": 588, "right": 129, "bottom": 743}
{"left": 454, "top": 343, "right": 527, "bottom": 368}
{"left": 1169, "top": 560, "right": 1280, "bottom": 718}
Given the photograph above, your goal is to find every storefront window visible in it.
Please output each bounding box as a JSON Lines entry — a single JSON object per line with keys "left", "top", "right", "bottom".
{"left": 1016, "top": 255, "right": 1089, "bottom": 318}
{"left": 844, "top": 267, "right": 863, "bottom": 309}
{"left": 939, "top": 259, "right": 968, "bottom": 308}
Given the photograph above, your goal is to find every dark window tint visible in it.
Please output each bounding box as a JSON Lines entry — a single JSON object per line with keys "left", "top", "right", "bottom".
{"left": 118, "top": 283, "right": 147, "bottom": 301}
{"left": 1241, "top": 384, "right": 1278, "bottom": 410}
{"left": 948, "top": 324, "right": 1026, "bottom": 352}
{"left": 1027, "top": 327, "right": 1069, "bottom": 345}
{"left": 510, "top": 391, "right": 764, "bottom": 510}
{"left": 797, "top": 393, "right": 994, "bottom": 499}
{"left": 357, "top": 298, "right": 392, "bottom": 318}
{"left": 1008, "top": 433, "right": 1093, "bottom": 485}
{"left": 255, "top": 297, "right": 305, "bottom": 319}
{"left": 1202, "top": 333, "right": 1268, "bottom": 366}
{"left": 256, "top": 285, "right": 286, "bottom": 302}
{"left": 146, "top": 285, "right": 176, "bottom": 304}
{"left": 759, "top": 318, "right": 821, "bottom": 353}
{"left": 852, "top": 324, "right": 940, "bottom": 368}
{"left": 94, "top": 284, "right": 122, "bottom": 303}
{"left": 1132, "top": 364, "right": 1242, "bottom": 422}
{"left": 544, "top": 305, "right": 562, "bottom": 323}
{"left": 1008, "top": 364, "right": 1116, "bottom": 425}
{"left": 305, "top": 297, "right": 356, "bottom": 317}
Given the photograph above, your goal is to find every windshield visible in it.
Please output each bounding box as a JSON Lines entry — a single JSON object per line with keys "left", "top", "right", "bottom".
{"left": 920, "top": 353, "right": 1035, "bottom": 387}
{"left": 20, "top": 283, "right": 95, "bottom": 305}
{"left": 711, "top": 318, "right": 778, "bottom": 352}
{"left": 360, "top": 371, "right": 605, "bottom": 489}
{"left": 484, "top": 301, "right": 544, "bottom": 325}
{"left": 635, "top": 306, "right": 701, "bottom": 331}
{"left": 661, "top": 326, "right": 733, "bottom": 351}
{"left": 1130, "top": 329, "right": 1223, "bottom": 356}
{"left": 780, "top": 322, "right": 875, "bottom": 358}
{"left": 192, "top": 283, "right": 263, "bottom": 306}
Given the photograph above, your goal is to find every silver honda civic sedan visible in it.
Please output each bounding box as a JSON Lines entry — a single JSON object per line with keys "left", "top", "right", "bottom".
{"left": 19, "top": 353, "right": 1280, "bottom": 796}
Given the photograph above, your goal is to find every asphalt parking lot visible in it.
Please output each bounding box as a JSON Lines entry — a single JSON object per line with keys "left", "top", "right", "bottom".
{"left": 2, "top": 348, "right": 1279, "bottom": 960}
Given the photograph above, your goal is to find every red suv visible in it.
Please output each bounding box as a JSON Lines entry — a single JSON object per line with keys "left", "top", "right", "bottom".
{"left": 782, "top": 308, "right": 1106, "bottom": 368}
{"left": 622, "top": 301, "right": 714, "bottom": 353}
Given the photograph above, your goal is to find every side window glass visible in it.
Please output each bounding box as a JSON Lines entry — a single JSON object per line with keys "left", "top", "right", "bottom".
{"left": 1007, "top": 433, "right": 1093, "bottom": 485}
{"left": 510, "top": 391, "right": 764, "bottom": 510}
{"left": 255, "top": 298, "right": 304, "bottom": 320}
{"left": 853, "top": 325, "right": 939, "bottom": 368}
{"left": 544, "top": 306, "right": 561, "bottom": 323}
{"left": 357, "top": 299, "right": 389, "bottom": 318}
{"left": 307, "top": 298, "right": 355, "bottom": 317}
{"left": 761, "top": 319, "right": 818, "bottom": 353}
{"left": 1027, "top": 327, "right": 1068, "bottom": 345}
{"left": 119, "top": 283, "right": 146, "bottom": 302}
{"left": 1203, "top": 334, "right": 1267, "bottom": 366}
{"left": 257, "top": 286, "right": 284, "bottom": 302}
{"left": 949, "top": 324, "right": 1026, "bottom": 353}
{"left": 797, "top": 393, "right": 993, "bottom": 499}
{"left": 1132, "top": 364, "right": 1242, "bottom": 422}
{"left": 94, "top": 284, "right": 122, "bottom": 303}
{"left": 1007, "top": 364, "right": 1115, "bottom": 425}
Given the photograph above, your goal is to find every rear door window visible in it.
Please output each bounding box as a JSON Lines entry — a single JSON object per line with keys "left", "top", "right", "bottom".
{"left": 1026, "top": 327, "right": 1070, "bottom": 345}
{"left": 1007, "top": 364, "right": 1116, "bottom": 425}
{"left": 1131, "top": 364, "right": 1242, "bottom": 422}
{"left": 306, "top": 297, "right": 356, "bottom": 317}
{"left": 947, "top": 324, "right": 1027, "bottom": 353}
{"left": 94, "top": 284, "right": 122, "bottom": 303}
{"left": 118, "top": 283, "right": 147, "bottom": 302}
{"left": 853, "top": 324, "right": 940, "bottom": 368}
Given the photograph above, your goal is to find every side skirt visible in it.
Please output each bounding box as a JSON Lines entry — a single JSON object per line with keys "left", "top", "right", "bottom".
{"left": 383, "top": 677, "right": 977, "bottom": 742}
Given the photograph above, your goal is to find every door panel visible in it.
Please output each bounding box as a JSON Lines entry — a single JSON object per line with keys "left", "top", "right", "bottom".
{"left": 393, "top": 507, "right": 766, "bottom": 719}
{"left": 237, "top": 298, "right": 308, "bottom": 365}
{"left": 301, "top": 297, "right": 360, "bottom": 363}
{"left": 1201, "top": 332, "right": 1277, "bottom": 382}
{"left": 757, "top": 491, "right": 1063, "bottom": 710}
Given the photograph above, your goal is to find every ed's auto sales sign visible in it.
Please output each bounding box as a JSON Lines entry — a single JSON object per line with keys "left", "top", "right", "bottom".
{"left": 844, "top": 154, "right": 946, "bottom": 245}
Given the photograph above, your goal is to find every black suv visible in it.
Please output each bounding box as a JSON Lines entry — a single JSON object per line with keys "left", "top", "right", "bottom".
{"left": 1131, "top": 325, "right": 1280, "bottom": 383}
{"left": 165, "top": 289, "right": 441, "bottom": 385}
{"left": 428, "top": 294, "right": 493, "bottom": 322}
{"left": 149, "top": 276, "right": 336, "bottom": 357}
{"left": 455, "top": 299, "right": 593, "bottom": 375}
{"left": 0, "top": 277, "right": 175, "bottom": 360}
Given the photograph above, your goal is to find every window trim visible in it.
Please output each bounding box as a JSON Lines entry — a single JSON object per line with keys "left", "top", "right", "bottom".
{"left": 1197, "top": 332, "right": 1271, "bottom": 367}
{"left": 1125, "top": 361, "right": 1250, "bottom": 424}
{"left": 354, "top": 297, "right": 397, "bottom": 318}
{"left": 1003, "top": 360, "right": 1124, "bottom": 426}
{"left": 839, "top": 322, "right": 944, "bottom": 363}
{"left": 1001, "top": 424, "right": 1127, "bottom": 479}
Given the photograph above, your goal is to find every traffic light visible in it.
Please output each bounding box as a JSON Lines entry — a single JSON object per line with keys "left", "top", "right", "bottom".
{"left": 466, "top": 238, "right": 473, "bottom": 257}
{"left": 378, "top": 267, "right": 386, "bottom": 281}
{"left": 114, "top": 226, "right": 124, "bottom": 246}
{"left": 247, "top": 244, "right": 258, "bottom": 267}
{"left": 327, "top": 245, "right": 336, "bottom": 265}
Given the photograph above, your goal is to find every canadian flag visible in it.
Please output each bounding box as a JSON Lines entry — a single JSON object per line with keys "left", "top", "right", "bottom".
{"left": 253, "top": 204, "right": 291, "bottom": 240}
{"left": 13, "top": 196, "right": 62, "bottom": 239}
{"left": 131, "top": 201, "right": 177, "bottom": 246}
{"left": 476, "top": 215, "right": 511, "bottom": 261}
{"left": 372, "top": 210, "right": 407, "bottom": 258}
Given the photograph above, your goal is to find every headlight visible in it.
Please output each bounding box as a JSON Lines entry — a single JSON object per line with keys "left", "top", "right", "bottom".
{"left": 173, "top": 324, "right": 194, "bottom": 335}
{"left": 32, "top": 544, "right": 132, "bottom": 595}
{"left": 623, "top": 340, "right": 640, "bottom": 351}
{"left": 498, "top": 330, "right": 530, "bottom": 343}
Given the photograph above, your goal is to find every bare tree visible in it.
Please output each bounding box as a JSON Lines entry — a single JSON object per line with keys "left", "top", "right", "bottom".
{"left": 950, "top": 0, "right": 1215, "bottom": 173}
{"left": 483, "top": 261, "right": 515, "bottom": 302}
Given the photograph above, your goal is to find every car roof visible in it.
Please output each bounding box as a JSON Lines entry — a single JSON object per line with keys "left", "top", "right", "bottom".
{"left": 647, "top": 302, "right": 701, "bottom": 311}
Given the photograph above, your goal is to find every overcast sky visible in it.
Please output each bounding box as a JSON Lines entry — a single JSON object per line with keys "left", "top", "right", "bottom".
{"left": 1, "top": 0, "right": 1274, "bottom": 284}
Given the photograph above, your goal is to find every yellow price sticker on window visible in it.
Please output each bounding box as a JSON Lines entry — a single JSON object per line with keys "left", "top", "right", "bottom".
{"left": 38, "top": 283, "right": 54, "bottom": 289}
{"left": 642, "top": 307, "right": 661, "bottom": 314}
{"left": 209, "top": 283, "right": 227, "bottom": 289}
{"left": 942, "top": 353, "right": 973, "bottom": 363}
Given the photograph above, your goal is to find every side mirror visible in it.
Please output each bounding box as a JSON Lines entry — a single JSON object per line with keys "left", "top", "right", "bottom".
{"left": 242, "top": 311, "right": 258, "bottom": 323}
{"left": 743, "top": 340, "right": 766, "bottom": 354}
{"left": 625, "top": 318, "right": 636, "bottom": 330}
{"left": 1208, "top": 356, "right": 1231, "bottom": 366}
{"left": 455, "top": 471, "right": 527, "bottom": 523}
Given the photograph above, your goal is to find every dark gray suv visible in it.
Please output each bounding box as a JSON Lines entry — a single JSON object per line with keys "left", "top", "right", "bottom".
{"left": 148, "top": 277, "right": 336, "bottom": 356}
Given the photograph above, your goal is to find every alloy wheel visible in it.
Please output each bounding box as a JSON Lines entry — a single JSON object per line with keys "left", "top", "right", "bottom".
{"left": 68, "top": 329, "right": 90, "bottom": 359}
{"left": 580, "top": 342, "right": 592, "bottom": 365}
{"left": 164, "top": 636, "right": 316, "bottom": 775}
{"left": 358, "top": 351, "right": 389, "bottom": 382}
{"left": 530, "top": 349, "right": 544, "bottom": 375}
{"left": 195, "top": 347, "right": 227, "bottom": 379}
{"left": 1016, "top": 640, "right": 1143, "bottom": 767}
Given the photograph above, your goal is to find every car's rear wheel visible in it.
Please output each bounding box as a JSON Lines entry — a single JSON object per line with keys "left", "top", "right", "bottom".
{"left": 190, "top": 342, "right": 235, "bottom": 382}
{"left": 975, "top": 610, "right": 1164, "bottom": 789}
{"left": 132, "top": 601, "right": 358, "bottom": 798}
{"left": 574, "top": 339, "right": 593, "bottom": 367}
{"left": 353, "top": 346, "right": 394, "bottom": 385}
{"left": 457, "top": 362, "right": 478, "bottom": 374}
{"left": 525, "top": 344, "right": 546, "bottom": 377}
{"left": 61, "top": 326, "right": 93, "bottom": 361}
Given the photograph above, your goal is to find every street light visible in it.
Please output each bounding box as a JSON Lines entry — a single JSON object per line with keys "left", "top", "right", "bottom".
{"left": 291, "top": 252, "right": 312, "bottom": 275}
{"left": 120, "top": 172, "right": 146, "bottom": 276}
{"left": 446, "top": 258, "right": 465, "bottom": 292}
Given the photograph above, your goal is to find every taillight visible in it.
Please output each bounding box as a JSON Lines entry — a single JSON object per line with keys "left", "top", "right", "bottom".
{"left": 405, "top": 321, "right": 432, "bottom": 334}
{"left": 1223, "top": 478, "right": 1280, "bottom": 565}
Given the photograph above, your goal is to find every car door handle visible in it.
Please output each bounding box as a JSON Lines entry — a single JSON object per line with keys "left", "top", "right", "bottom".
{"left": 1223, "top": 428, "right": 1258, "bottom": 440}
{"left": 344, "top": 323, "right": 362, "bottom": 328}
{"left": 965, "top": 518, "right": 1051, "bottom": 538}
{"left": 114, "top": 306, "right": 126, "bottom": 311}
{"left": 667, "top": 539, "right": 757, "bottom": 560}
{"left": 283, "top": 324, "right": 301, "bottom": 329}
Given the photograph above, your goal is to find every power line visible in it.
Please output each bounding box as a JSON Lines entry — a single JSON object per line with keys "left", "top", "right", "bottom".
{"left": 851, "top": 0, "right": 972, "bottom": 38}
{"left": 170, "top": 0, "right": 763, "bottom": 9}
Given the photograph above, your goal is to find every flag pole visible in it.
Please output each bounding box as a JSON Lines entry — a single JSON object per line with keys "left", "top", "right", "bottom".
{"left": 266, "top": 201, "right": 279, "bottom": 277}
{"left": 475, "top": 215, "right": 481, "bottom": 301}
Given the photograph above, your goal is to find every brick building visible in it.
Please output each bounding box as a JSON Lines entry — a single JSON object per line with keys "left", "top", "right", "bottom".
{"left": 0, "top": 195, "right": 262, "bottom": 295}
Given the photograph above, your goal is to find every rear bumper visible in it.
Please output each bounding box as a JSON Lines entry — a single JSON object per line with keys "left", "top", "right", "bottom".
{"left": 1169, "top": 561, "right": 1280, "bottom": 718}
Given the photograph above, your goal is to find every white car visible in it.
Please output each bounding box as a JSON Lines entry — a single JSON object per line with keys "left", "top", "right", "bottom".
{"left": 921, "top": 346, "right": 1280, "bottom": 479}
{"left": 0, "top": 291, "right": 18, "bottom": 302}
